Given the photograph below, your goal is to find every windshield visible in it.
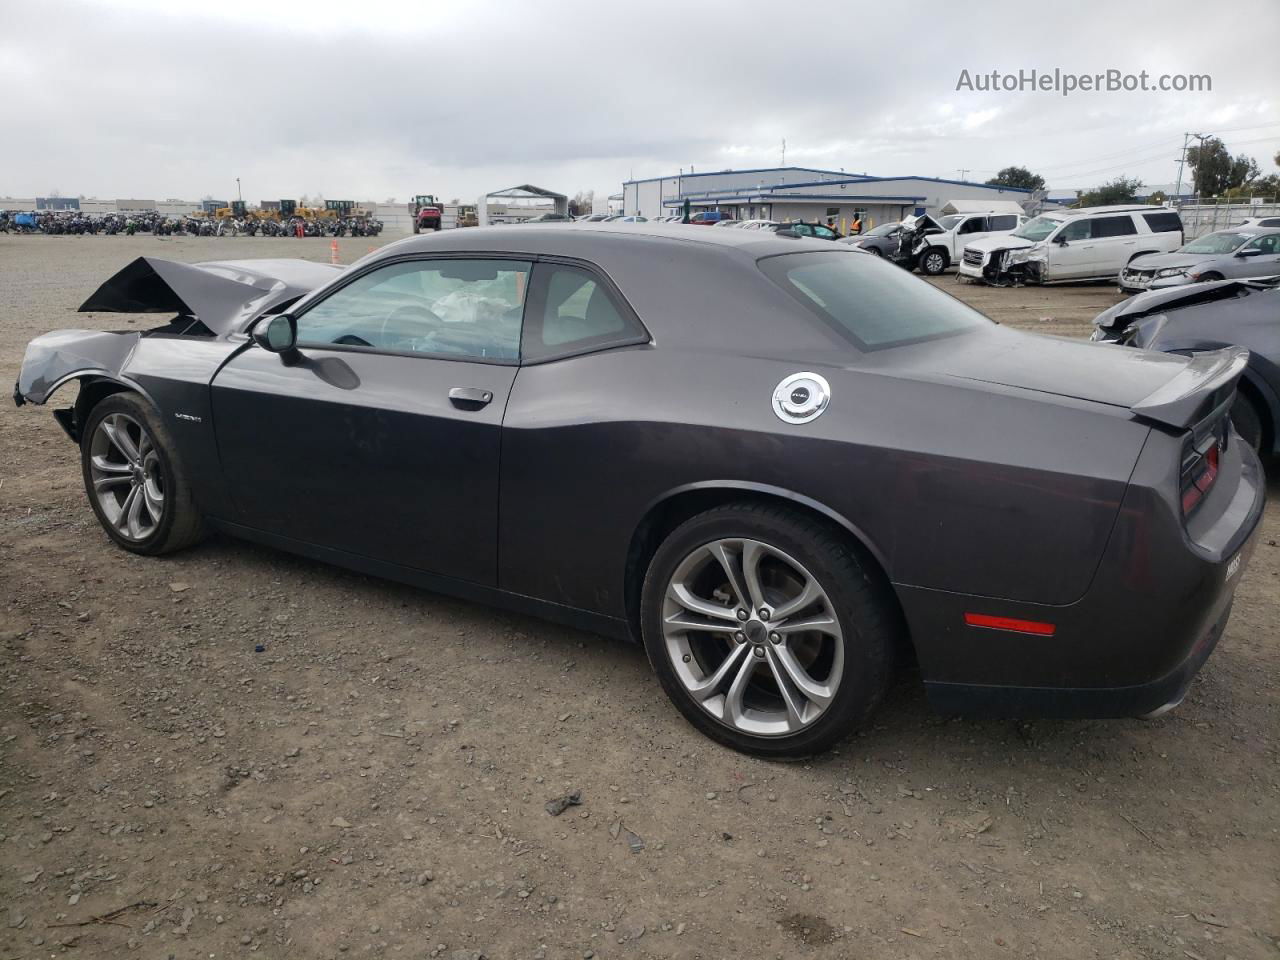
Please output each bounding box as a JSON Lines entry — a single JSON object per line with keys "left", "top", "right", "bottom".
{"left": 937, "top": 215, "right": 964, "bottom": 231}
{"left": 864, "top": 223, "right": 899, "bottom": 237}
{"left": 1012, "top": 215, "right": 1062, "bottom": 241}
{"left": 1180, "top": 231, "right": 1251, "bottom": 254}
{"left": 759, "top": 251, "right": 991, "bottom": 350}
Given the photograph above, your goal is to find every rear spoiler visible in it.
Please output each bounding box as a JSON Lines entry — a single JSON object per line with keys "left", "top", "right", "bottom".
{"left": 1130, "top": 346, "right": 1249, "bottom": 429}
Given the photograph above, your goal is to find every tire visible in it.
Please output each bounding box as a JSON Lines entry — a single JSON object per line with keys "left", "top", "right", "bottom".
{"left": 1231, "top": 390, "right": 1265, "bottom": 454}
{"left": 866, "top": 246, "right": 883, "bottom": 257}
{"left": 919, "top": 248, "right": 949, "bottom": 275}
{"left": 640, "top": 502, "right": 897, "bottom": 758}
{"left": 79, "top": 392, "right": 205, "bottom": 556}
{"left": 1198, "top": 271, "right": 1224, "bottom": 282}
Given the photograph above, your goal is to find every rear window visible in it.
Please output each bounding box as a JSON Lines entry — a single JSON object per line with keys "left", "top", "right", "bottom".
{"left": 1142, "top": 211, "right": 1183, "bottom": 234}
{"left": 759, "top": 251, "right": 991, "bottom": 350}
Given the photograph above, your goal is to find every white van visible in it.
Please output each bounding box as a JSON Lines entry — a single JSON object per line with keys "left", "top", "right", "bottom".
{"left": 957, "top": 206, "right": 1184, "bottom": 284}
{"left": 912, "top": 210, "right": 1028, "bottom": 275}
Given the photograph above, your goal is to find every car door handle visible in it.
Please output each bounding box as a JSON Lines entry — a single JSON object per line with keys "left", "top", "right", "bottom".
{"left": 448, "top": 386, "right": 493, "bottom": 407}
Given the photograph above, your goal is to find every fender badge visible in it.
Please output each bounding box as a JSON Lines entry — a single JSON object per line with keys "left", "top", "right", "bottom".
{"left": 772, "top": 372, "right": 830, "bottom": 424}
{"left": 174, "top": 413, "right": 203, "bottom": 423}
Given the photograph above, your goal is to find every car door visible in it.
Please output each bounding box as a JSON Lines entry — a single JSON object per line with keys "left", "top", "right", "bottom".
{"left": 1087, "top": 214, "right": 1140, "bottom": 277}
{"left": 1229, "top": 233, "right": 1280, "bottom": 278}
{"left": 1046, "top": 218, "right": 1095, "bottom": 279}
{"left": 210, "top": 256, "right": 532, "bottom": 585}
{"left": 952, "top": 216, "right": 990, "bottom": 256}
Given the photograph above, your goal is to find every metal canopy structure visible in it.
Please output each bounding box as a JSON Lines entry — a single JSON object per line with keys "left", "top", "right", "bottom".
{"left": 476, "top": 184, "right": 568, "bottom": 226}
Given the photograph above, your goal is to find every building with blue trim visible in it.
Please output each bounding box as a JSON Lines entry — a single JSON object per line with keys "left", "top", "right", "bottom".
{"left": 622, "top": 166, "right": 1034, "bottom": 228}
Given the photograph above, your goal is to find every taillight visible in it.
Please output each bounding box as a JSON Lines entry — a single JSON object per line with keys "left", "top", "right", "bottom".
{"left": 1180, "top": 425, "right": 1224, "bottom": 516}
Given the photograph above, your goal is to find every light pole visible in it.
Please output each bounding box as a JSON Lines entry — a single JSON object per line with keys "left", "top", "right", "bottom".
{"left": 236, "top": 178, "right": 242, "bottom": 202}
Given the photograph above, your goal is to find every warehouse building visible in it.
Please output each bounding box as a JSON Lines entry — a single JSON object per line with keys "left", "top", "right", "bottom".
{"left": 622, "top": 166, "right": 1035, "bottom": 228}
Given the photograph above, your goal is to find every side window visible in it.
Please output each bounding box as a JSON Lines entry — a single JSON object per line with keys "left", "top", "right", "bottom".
{"left": 1059, "top": 219, "right": 1093, "bottom": 241}
{"left": 988, "top": 214, "right": 1018, "bottom": 231}
{"left": 791, "top": 224, "right": 813, "bottom": 236}
{"left": 1093, "top": 216, "right": 1138, "bottom": 238}
{"left": 1246, "top": 234, "right": 1279, "bottom": 254}
{"left": 958, "top": 217, "right": 988, "bottom": 234}
{"left": 294, "top": 258, "right": 531, "bottom": 361}
{"left": 1142, "top": 211, "right": 1183, "bottom": 234}
{"left": 813, "top": 225, "right": 836, "bottom": 239}
{"left": 522, "top": 263, "right": 647, "bottom": 362}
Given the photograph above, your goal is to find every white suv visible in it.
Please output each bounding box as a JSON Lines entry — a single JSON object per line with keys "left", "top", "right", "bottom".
{"left": 957, "top": 206, "right": 1184, "bottom": 284}
{"left": 913, "top": 211, "right": 1027, "bottom": 275}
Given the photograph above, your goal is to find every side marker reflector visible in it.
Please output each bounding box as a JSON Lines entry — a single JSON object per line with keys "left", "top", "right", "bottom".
{"left": 964, "top": 613, "right": 1056, "bottom": 636}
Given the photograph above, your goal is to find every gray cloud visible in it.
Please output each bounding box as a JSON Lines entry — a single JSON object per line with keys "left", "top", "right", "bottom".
{"left": 2, "top": 0, "right": 1277, "bottom": 203}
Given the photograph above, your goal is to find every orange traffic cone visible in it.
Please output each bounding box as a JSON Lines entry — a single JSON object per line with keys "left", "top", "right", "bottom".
{"left": 330, "top": 238, "right": 339, "bottom": 265}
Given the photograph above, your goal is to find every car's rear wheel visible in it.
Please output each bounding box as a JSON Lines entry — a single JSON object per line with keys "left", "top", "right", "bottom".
{"left": 80, "top": 393, "right": 205, "bottom": 555}
{"left": 640, "top": 502, "right": 896, "bottom": 758}
{"left": 919, "top": 248, "right": 949, "bottom": 275}
{"left": 1231, "top": 390, "right": 1265, "bottom": 453}
{"left": 865, "top": 246, "right": 883, "bottom": 257}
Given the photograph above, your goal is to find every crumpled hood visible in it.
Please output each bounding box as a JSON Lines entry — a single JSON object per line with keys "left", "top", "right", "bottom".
{"left": 79, "top": 257, "right": 344, "bottom": 336}
{"left": 1126, "top": 251, "right": 1208, "bottom": 271}
{"left": 963, "top": 234, "right": 1038, "bottom": 254}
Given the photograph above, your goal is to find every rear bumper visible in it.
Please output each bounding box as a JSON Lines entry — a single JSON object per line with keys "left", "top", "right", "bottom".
{"left": 924, "top": 597, "right": 1233, "bottom": 718}
{"left": 900, "top": 431, "right": 1265, "bottom": 718}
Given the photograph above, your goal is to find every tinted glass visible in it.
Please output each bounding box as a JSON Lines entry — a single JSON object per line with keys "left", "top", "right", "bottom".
{"left": 813, "top": 225, "right": 837, "bottom": 239}
{"left": 988, "top": 214, "right": 1018, "bottom": 230}
{"left": 1092, "top": 215, "right": 1138, "bottom": 238}
{"left": 864, "top": 223, "right": 899, "bottom": 237}
{"left": 522, "top": 263, "right": 646, "bottom": 361}
{"left": 296, "top": 259, "right": 530, "bottom": 361}
{"left": 791, "top": 224, "right": 813, "bottom": 236}
{"left": 1245, "top": 234, "right": 1280, "bottom": 254}
{"left": 1142, "top": 211, "right": 1183, "bottom": 234}
{"left": 937, "top": 215, "right": 964, "bottom": 231}
{"left": 759, "top": 251, "right": 990, "bottom": 350}
{"left": 958, "top": 217, "right": 988, "bottom": 234}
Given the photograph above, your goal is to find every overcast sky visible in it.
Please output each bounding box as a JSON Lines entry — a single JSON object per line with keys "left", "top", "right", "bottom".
{"left": 2, "top": 0, "right": 1277, "bottom": 204}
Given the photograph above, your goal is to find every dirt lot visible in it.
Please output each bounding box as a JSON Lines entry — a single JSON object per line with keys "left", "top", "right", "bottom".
{"left": 1, "top": 235, "right": 1277, "bottom": 960}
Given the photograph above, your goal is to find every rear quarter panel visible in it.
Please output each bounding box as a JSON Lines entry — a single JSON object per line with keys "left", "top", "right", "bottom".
{"left": 498, "top": 342, "right": 1149, "bottom": 619}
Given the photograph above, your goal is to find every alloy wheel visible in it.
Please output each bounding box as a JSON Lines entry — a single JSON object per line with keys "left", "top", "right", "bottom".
{"left": 661, "top": 538, "right": 844, "bottom": 737}
{"left": 88, "top": 412, "right": 165, "bottom": 541}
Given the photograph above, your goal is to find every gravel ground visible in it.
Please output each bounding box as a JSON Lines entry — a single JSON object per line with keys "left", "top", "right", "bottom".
{"left": 1, "top": 234, "right": 1277, "bottom": 960}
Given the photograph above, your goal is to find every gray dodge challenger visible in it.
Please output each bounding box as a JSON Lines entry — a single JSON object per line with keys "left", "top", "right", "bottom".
{"left": 14, "top": 225, "right": 1266, "bottom": 756}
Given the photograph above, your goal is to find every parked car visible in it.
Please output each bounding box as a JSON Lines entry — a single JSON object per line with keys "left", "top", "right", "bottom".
{"left": 760, "top": 221, "right": 840, "bottom": 241}
{"left": 524, "top": 212, "right": 572, "bottom": 223}
{"left": 841, "top": 221, "right": 902, "bottom": 258}
{"left": 15, "top": 228, "right": 1263, "bottom": 756}
{"left": 577, "top": 213, "right": 611, "bottom": 223}
{"left": 1236, "top": 216, "right": 1280, "bottom": 229}
{"left": 1119, "top": 229, "right": 1280, "bottom": 293}
{"left": 615, "top": 216, "right": 649, "bottom": 223}
{"left": 740, "top": 219, "right": 780, "bottom": 230}
{"left": 958, "top": 206, "right": 1184, "bottom": 285}
{"left": 688, "top": 211, "right": 733, "bottom": 225}
{"left": 1091, "top": 278, "right": 1280, "bottom": 458}
{"left": 911, "top": 211, "right": 1027, "bottom": 275}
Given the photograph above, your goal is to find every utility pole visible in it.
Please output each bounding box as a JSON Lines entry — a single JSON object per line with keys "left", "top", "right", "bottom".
{"left": 781, "top": 138, "right": 786, "bottom": 167}
{"left": 236, "top": 177, "right": 242, "bottom": 202}
{"left": 1176, "top": 132, "right": 1209, "bottom": 201}
{"left": 957, "top": 168, "right": 971, "bottom": 181}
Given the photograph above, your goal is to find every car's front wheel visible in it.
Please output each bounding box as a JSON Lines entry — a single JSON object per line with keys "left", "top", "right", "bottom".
{"left": 641, "top": 502, "right": 896, "bottom": 758}
{"left": 80, "top": 392, "right": 205, "bottom": 555}
{"left": 918, "top": 248, "right": 949, "bottom": 275}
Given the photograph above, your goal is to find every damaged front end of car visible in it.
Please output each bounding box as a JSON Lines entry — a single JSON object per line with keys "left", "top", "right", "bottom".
{"left": 979, "top": 243, "right": 1048, "bottom": 286}
{"left": 889, "top": 214, "right": 943, "bottom": 268}
{"left": 13, "top": 255, "right": 343, "bottom": 440}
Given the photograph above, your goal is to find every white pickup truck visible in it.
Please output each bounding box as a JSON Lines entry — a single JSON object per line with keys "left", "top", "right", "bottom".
{"left": 910, "top": 210, "right": 1028, "bottom": 275}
